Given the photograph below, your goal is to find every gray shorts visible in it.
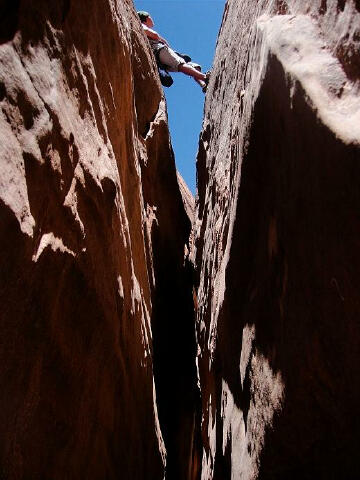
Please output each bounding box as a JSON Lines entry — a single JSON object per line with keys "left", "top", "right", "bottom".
{"left": 158, "top": 46, "right": 186, "bottom": 72}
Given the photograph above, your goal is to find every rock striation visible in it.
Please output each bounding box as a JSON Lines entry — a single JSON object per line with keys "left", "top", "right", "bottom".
{"left": 195, "top": 0, "right": 360, "bottom": 478}
{"left": 0, "top": 1, "right": 197, "bottom": 479}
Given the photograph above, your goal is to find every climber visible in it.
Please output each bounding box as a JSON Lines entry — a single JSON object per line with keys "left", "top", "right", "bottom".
{"left": 138, "top": 11, "right": 210, "bottom": 92}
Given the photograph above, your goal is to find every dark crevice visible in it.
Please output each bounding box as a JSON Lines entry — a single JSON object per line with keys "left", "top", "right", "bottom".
{"left": 336, "top": 43, "right": 360, "bottom": 83}
{"left": 0, "top": 0, "right": 20, "bottom": 44}
{"left": 0, "top": 82, "right": 6, "bottom": 101}
{"left": 319, "top": 0, "right": 327, "bottom": 14}
{"left": 141, "top": 119, "right": 201, "bottom": 480}
{"left": 62, "top": 0, "right": 70, "bottom": 23}
{"left": 337, "top": 0, "right": 346, "bottom": 11}
{"left": 17, "top": 90, "right": 39, "bottom": 130}
{"left": 213, "top": 396, "right": 231, "bottom": 479}
{"left": 196, "top": 135, "right": 209, "bottom": 220}
{"left": 276, "top": 0, "right": 289, "bottom": 14}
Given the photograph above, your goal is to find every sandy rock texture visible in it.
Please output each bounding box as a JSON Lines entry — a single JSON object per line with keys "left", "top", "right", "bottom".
{"left": 195, "top": 0, "right": 360, "bottom": 478}
{"left": 0, "top": 0, "right": 196, "bottom": 478}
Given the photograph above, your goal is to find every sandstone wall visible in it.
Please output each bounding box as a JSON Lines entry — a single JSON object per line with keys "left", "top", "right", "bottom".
{"left": 195, "top": 1, "right": 360, "bottom": 478}
{"left": 0, "top": 1, "right": 196, "bottom": 478}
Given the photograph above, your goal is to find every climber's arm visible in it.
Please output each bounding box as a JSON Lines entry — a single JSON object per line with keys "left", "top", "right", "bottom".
{"left": 142, "top": 24, "right": 169, "bottom": 45}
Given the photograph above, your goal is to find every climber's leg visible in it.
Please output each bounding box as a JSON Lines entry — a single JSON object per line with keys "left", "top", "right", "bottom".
{"left": 158, "top": 46, "right": 186, "bottom": 72}
{"left": 185, "top": 62, "right": 208, "bottom": 91}
{"left": 178, "top": 63, "right": 206, "bottom": 82}
{"left": 158, "top": 46, "right": 210, "bottom": 90}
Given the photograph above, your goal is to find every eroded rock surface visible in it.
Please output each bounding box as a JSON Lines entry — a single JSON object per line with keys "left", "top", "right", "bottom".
{"left": 0, "top": 1, "right": 196, "bottom": 478}
{"left": 195, "top": 0, "right": 360, "bottom": 478}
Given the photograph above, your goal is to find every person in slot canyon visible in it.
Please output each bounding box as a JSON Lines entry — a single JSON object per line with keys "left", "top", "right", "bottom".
{"left": 138, "top": 10, "right": 210, "bottom": 91}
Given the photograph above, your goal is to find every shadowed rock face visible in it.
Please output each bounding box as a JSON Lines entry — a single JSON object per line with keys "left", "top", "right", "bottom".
{"left": 142, "top": 115, "right": 201, "bottom": 480}
{"left": 195, "top": 1, "right": 360, "bottom": 478}
{"left": 0, "top": 0, "right": 198, "bottom": 478}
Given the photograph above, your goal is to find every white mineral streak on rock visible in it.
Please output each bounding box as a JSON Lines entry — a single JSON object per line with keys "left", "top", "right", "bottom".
{"left": 0, "top": 108, "right": 35, "bottom": 236}
{"left": 117, "top": 275, "right": 124, "bottom": 298}
{"left": 141, "top": 298, "right": 152, "bottom": 359}
{"left": 144, "top": 203, "right": 158, "bottom": 288}
{"left": 32, "top": 232, "right": 75, "bottom": 262}
{"left": 246, "top": 352, "right": 284, "bottom": 475}
{"left": 63, "top": 171, "right": 85, "bottom": 237}
{"left": 240, "top": 325, "right": 256, "bottom": 386}
{"left": 145, "top": 97, "right": 167, "bottom": 141}
{"left": 287, "top": 0, "right": 360, "bottom": 54}
{"left": 152, "top": 376, "right": 167, "bottom": 477}
{"left": 218, "top": 324, "right": 284, "bottom": 480}
{"left": 221, "top": 379, "right": 247, "bottom": 480}
{"left": 0, "top": 44, "right": 45, "bottom": 236}
{"left": 258, "top": 14, "right": 360, "bottom": 145}
{"left": 130, "top": 270, "right": 141, "bottom": 316}
{"left": 131, "top": 269, "right": 152, "bottom": 361}
{"left": 201, "top": 394, "right": 217, "bottom": 480}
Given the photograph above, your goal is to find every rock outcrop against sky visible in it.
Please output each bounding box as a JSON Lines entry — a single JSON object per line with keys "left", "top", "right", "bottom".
{"left": 0, "top": 1, "right": 198, "bottom": 478}
{"left": 195, "top": 0, "right": 360, "bottom": 478}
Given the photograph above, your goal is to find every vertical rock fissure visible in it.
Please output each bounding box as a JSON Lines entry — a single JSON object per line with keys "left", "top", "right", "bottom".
{"left": 139, "top": 102, "right": 202, "bottom": 479}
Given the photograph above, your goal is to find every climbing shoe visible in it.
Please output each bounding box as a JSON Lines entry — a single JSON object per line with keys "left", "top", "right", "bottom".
{"left": 202, "top": 71, "right": 211, "bottom": 93}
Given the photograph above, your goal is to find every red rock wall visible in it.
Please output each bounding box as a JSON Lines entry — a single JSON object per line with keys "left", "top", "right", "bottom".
{"left": 0, "top": 1, "right": 197, "bottom": 478}
{"left": 196, "top": 0, "right": 360, "bottom": 478}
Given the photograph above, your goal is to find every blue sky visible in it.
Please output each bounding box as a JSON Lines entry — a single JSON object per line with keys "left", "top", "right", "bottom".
{"left": 135, "top": 0, "right": 225, "bottom": 194}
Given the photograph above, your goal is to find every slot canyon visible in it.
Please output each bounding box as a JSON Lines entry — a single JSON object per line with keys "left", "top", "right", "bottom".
{"left": 0, "top": 0, "right": 359, "bottom": 479}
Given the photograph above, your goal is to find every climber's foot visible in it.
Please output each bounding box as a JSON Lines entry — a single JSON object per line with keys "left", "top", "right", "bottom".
{"left": 202, "top": 71, "right": 211, "bottom": 93}
{"left": 198, "top": 80, "right": 206, "bottom": 91}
